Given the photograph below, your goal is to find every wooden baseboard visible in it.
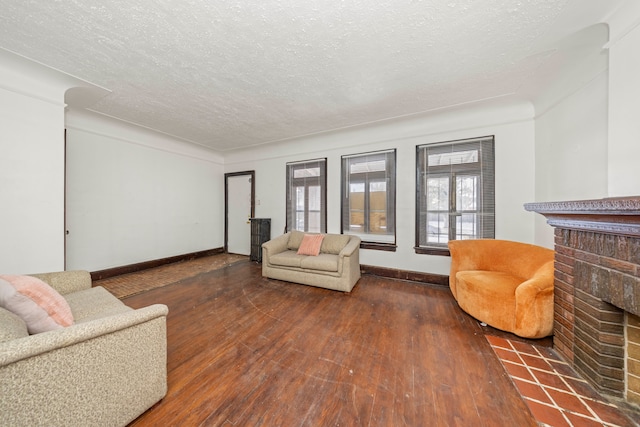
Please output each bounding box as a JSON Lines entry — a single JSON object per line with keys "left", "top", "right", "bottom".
{"left": 360, "top": 264, "right": 449, "bottom": 287}
{"left": 90, "top": 251, "right": 448, "bottom": 286}
{"left": 90, "top": 248, "right": 225, "bottom": 281}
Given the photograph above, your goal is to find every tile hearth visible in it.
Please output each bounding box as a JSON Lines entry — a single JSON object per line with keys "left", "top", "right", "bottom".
{"left": 487, "top": 335, "right": 637, "bottom": 427}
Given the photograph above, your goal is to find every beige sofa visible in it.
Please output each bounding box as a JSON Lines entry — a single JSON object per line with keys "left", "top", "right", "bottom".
{"left": 262, "top": 231, "right": 361, "bottom": 292}
{"left": 0, "top": 270, "right": 168, "bottom": 427}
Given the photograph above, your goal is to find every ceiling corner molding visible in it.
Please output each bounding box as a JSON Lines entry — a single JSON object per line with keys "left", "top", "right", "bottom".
{"left": 603, "top": 1, "right": 640, "bottom": 49}
{"left": 0, "top": 47, "right": 110, "bottom": 106}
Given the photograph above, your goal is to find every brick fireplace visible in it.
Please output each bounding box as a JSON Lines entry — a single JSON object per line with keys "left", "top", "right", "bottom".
{"left": 525, "top": 197, "right": 640, "bottom": 408}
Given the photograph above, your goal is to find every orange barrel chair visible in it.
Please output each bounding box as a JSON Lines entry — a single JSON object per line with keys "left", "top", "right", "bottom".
{"left": 447, "top": 239, "right": 555, "bottom": 339}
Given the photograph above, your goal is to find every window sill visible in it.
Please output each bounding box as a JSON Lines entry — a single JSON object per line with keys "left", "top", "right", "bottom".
{"left": 360, "top": 242, "right": 397, "bottom": 252}
{"left": 414, "top": 246, "right": 450, "bottom": 256}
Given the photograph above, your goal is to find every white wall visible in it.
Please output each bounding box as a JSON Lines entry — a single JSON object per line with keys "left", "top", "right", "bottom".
{"left": 607, "top": 1, "right": 640, "bottom": 196}
{"left": 65, "top": 109, "right": 225, "bottom": 271}
{"left": 0, "top": 50, "right": 81, "bottom": 274}
{"left": 0, "top": 87, "right": 65, "bottom": 273}
{"left": 225, "top": 100, "right": 536, "bottom": 276}
{"left": 533, "top": 72, "right": 610, "bottom": 247}
{"left": 529, "top": 2, "right": 640, "bottom": 247}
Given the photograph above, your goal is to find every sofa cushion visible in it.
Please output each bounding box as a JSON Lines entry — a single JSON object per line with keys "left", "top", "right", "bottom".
{"left": 0, "top": 306, "right": 29, "bottom": 342}
{"left": 287, "top": 230, "right": 306, "bottom": 250}
{"left": 286, "top": 231, "right": 351, "bottom": 255}
{"left": 297, "top": 234, "right": 325, "bottom": 256}
{"left": 270, "top": 251, "right": 306, "bottom": 268}
{"left": 0, "top": 275, "right": 74, "bottom": 334}
{"left": 300, "top": 254, "right": 339, "bottom": 272}
{"left": 321, "top": 234, "right": 351, "bottom": 255}
{"left": 65, "top": 286, "right": 132, "bottom": 322}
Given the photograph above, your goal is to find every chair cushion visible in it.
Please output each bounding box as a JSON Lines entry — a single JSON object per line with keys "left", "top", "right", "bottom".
{"left": 455, "top": 270, "right": 523, "bottom": 332}
{"left": 297, "top": 234, "right": 325, "bottom": 256}
{"left": 0, "top": 275, "right": 74, "bottom": 334}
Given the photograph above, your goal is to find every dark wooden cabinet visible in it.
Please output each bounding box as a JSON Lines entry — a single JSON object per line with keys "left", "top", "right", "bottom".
{"left": 250, "top": 218, "right": 271, "bottom": 262}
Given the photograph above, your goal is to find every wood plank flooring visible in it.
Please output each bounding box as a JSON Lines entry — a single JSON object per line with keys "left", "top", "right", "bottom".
{"left": 124, "top": 260, "right": 537, "bottom": 426}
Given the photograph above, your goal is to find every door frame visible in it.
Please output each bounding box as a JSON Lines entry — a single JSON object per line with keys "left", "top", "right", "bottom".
{"left": 224, "top": 171, "right": 255, "bottom": 253}
{"left": 64, "top": 129, "right": 68, "bottom": 269}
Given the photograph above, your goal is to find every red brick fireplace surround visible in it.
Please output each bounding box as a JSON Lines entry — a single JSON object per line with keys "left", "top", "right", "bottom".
{"left": 525, "top": 197, "right": 640, "bottom": 408}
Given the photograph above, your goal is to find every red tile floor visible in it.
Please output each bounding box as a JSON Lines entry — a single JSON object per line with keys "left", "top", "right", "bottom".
{"left": 487, "top": 335, "right": 638, "bottom": 427}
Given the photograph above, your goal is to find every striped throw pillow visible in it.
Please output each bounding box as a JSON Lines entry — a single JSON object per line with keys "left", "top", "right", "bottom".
{"left": 296, "top": 234, "right": 325, "bottom": 256}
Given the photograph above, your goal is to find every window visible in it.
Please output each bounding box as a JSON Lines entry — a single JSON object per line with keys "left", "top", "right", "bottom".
{"left": 416, "top": 137, "right": 495, "bottom": 254}
{"left": 286, "top": 159, "right": 327, "bottom": 233}
{"left": 341, "top": 150, "right": 396, "bottom": 249}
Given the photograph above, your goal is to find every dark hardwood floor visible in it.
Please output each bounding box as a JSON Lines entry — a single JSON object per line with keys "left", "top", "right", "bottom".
{"left": 124, "top": 260, "right": 536, "bottom": 426}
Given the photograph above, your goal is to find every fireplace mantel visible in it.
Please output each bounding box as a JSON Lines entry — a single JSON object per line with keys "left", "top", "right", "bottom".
{"left": 524, "top": 196, "right": 640, "bottom": 238}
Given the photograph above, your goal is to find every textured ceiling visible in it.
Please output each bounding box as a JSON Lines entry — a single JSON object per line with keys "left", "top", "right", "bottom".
{"left": 0, "top": 0, "right": 621, "bottom": 152}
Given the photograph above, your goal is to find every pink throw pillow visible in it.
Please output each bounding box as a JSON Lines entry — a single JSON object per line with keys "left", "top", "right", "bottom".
{"left": 297, "top": 234, "right": 325, "bottom": 256}
{"left": 0, "top": 275, "right": 74, "bottom": 334}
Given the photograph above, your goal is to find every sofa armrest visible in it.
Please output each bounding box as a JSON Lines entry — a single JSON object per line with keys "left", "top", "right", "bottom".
{"left": 339, "top": 236, "right": 361, "bottom": 258}
{"left": 0, "top": 303, "right": 168, "bottom": 426}
{"left": 262, "top": 233, "right": 290, "bottom": 260}
{"left": 0, "top": 304, "right": 168, "bottom": 366}
{"left": 30, "top": 270, "right": 92, "bottom": 295}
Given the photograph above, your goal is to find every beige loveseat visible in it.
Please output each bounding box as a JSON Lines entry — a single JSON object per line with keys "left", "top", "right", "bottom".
{"left": 262, "top": 231, "right": 361, "bottom": 292}
{"left": 0, "top": 270, "right": 168, "bottom": 427}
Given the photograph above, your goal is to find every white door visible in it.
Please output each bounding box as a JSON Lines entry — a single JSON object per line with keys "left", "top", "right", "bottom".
{"left": 227, "top": 174, "right": 253, "bottom": 255}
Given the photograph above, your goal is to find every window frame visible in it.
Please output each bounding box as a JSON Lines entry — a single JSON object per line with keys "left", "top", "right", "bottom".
{"left": 341, "top": 149, "right": 397, "bottom": 251}
{"left": 285, "top": 158, "right": 327, "bottom": 233}
{"left": 415, "top": 136, "right": 495, "bottom": 256}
